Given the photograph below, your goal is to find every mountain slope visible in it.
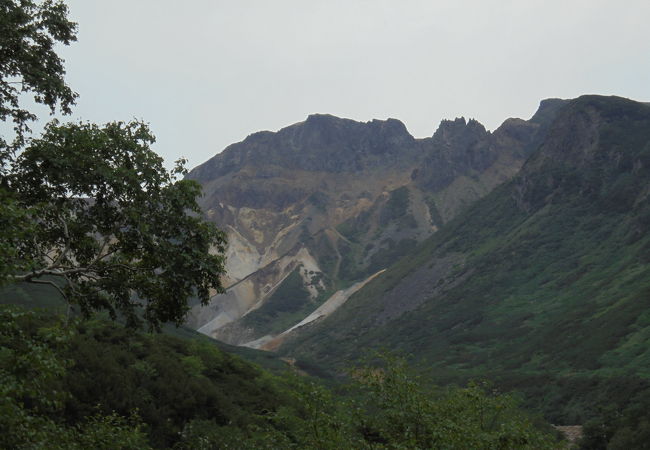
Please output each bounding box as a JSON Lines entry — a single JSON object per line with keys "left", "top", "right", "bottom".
{"left": 279, "top": 95, "right": 650, "bottom": 420}
{"left": 186, "top": 103, "right": 566, "bottom": 345}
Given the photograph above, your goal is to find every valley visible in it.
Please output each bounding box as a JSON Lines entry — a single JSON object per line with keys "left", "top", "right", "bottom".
{"left": 3, "top": 2, "right": 649, "bottom": 447}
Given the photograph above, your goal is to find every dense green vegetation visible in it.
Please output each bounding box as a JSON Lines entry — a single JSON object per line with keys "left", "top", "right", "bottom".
{"left": 0, "top": 305, "right": 557, "bottom": 449}
{"left": 0, "top": 306, "right": 150, "bottom": 449}
{"left": 0, "top": 280, "right": 294, "bottom": 375}
{"left": 379, "top": 186, "right": 411, "bottom": 226}
{"left": 4, "top": 119, "right": 227, "bottom": 328}
{"left": 1, "top": 305, "right": 292, "bottom": 449}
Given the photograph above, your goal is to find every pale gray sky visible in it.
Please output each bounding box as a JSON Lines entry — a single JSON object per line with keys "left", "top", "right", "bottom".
{"left": 48, "top": 0, "right": 650, "bottom": 169}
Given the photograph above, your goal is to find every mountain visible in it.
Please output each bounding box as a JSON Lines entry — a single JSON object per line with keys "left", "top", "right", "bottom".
{"left": 185, "top": 100, "right": 566, "bottom": 346}
{"left": 278, "top": 95, "right": 650, "bottom": 422}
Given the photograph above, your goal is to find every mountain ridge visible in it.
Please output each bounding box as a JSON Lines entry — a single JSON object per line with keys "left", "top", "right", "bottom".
{"left": 185, "top": 98, "right": 569, "bottom": 347}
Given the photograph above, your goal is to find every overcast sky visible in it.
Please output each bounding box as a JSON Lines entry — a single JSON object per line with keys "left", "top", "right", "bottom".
{"left": 49, "top": 0, "right": 650, "bottom": 169}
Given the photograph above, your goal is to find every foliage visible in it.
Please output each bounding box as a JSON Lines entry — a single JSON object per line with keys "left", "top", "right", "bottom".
{"left": 1, "top": 306, "right": 557, "bottom": 449}
{"left": 0, "top": 0, "right": 79, "bottom": 286}
{"left": 173, "top": 353, "right": 556, "bottom": 449}
{"left": 379, "top": 186, "right": 410, "bottom": 226}
{"left": 579, "top": 388, "right": 650, "bottom": 449}
{"left": 350, "top": 354, "right": 555, "bottom": 449}
{"left": 63, "top": 318, "right": 286, "bottom": 447}
{"left": 0, "top": 306, "right": 150, "bottom": 449}
{"left": 0, "top": 0, "right": 77, "bottom": 159}
{"left": 0, "top": 0, "right": 226, "bottom": 329}
{"left": 0, "top": 305, "right": 293, "bottom": 448}
{"left": 2, "top": 120, "right": 227, "bottom": 328}
{"left": 0, "top": 187, "right": 36, "bottom": 283}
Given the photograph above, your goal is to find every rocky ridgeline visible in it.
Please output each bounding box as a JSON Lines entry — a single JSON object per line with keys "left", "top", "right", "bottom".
{"left": 185, "top": 99, "right": 568, "bottom": 346}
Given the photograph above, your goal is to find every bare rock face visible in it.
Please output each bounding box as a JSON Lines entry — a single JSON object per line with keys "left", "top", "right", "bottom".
{"left": 185, "top": 103, "right": 567, "bottom": 345}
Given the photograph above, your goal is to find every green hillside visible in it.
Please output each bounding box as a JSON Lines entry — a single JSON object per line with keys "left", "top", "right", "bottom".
{"left": 1, "top": 305, "right": 560, "bottom": 449}
{"left": 282, "top": 96, "right": 650, "bottom": 429}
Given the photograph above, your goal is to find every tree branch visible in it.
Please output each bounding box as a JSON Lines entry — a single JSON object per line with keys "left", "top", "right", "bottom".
{"left": 28, "top": 278, "right": 67, "bottom": 300}
{"left": 9, "top": 259, "right": 151, "bottom": 284}
{"left": 51, "top": 215, "right": 71, "bottom": 267}
{"left": 11, "top": 266, "right": 92, "bottom": 282}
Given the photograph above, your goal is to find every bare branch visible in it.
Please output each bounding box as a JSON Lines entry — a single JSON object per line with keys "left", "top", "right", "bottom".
{"left": 28, "top": 279, "right": 67, "bottom": 300}
{"left": 93, "top": 246, "right": 118, "bottom": 265}
{"left": 51, "top": 215, "right": 72, "bottom": 267}
{"left": 43, "top": 252, "right": 56, "bottom": 264}
{"left": 104, "top": 263, "right": 149, "bottom": 272}
{"left": 80, "top": 273, "right": 101, "bottom": 282}
{"left": 11, "top": 266, "right": 91, "bottom": 282}
{"left": 97, "top": 236, "right": 110, "bottom": 258}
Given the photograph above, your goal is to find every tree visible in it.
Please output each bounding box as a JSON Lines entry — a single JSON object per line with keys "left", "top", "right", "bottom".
{"left": 0, "top": 0, "right": 78, "bottom": 163}
{"left": 350, "top": 354, "right": 556, "bottom": 449}
{"left": 172, "top": 354, "right": 558, "bottom": 449}
{"left": 1, "top": 0, "right": 78, "bottom": 287}
{"left": 0, "top": 1, "right": 227, "bottom": 328}
{"left": 0, "top": 0, "right": 228, "bottom": 446}
{"left": 5, "top": 120, "right": 227, "bottom": 328}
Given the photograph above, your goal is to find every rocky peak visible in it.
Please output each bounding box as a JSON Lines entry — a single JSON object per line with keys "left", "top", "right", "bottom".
{"left": 188, "top": 115, "right": 418, "bottom": 182}
{"left": 431, "top": 117, "right": 489, "bottom": 151}
{"left": 530, "top": 98, "right": 570, "bottom": 125}
{"left": 287, "top": 114, "right": 413, "bottom": 156}
{"left": 523, "top": 95, "right": 646, "bottom": 170}
{"left": 513, "top": 95, "right": 650, "bottom": 212}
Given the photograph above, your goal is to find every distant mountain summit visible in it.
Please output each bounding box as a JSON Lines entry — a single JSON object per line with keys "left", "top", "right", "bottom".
{"left": 189, "top": 114, "right": 416, "bottom": 182}
{"left": 185, "top": 100, "right": 567, "bottom": 346}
